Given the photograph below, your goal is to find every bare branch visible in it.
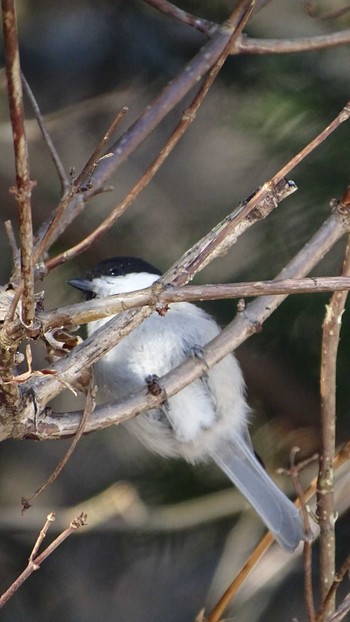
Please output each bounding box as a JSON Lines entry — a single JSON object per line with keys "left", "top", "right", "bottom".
{"left": 206, "top": 532, "right": 274, "bottom": 622}
{"left": 290, "top": 448, "right": 316, "bottom": 622}
{"left": 21, "top": 72, "right": 70, "bottom": 193}
{"left": 304, "top": 1, "right": 350, "bottom": 20}
{"left": 33, "top": 106, "right": 129, "bottom": 263}
{"left": 0, "top": 512, "right": 87, "bottom": 610}
{"left": 142, "top": 0, "right": 350, "bottom": 54}
{"left": 4, "top": 220, "right": 19, "bottom": 273}
{"left": 269, "top": 101, "right": 350, "bottom": 188}
{"left": 317, "top": 225, "right": 350, "bottom": 617}
{"left": 1, "top": 0, "right": 35, "bottom": 325}
{"left": 236, "top": 29, "right": 350, "bottom": 54}
{"left": 317, "top": 553, "right": 350, "bottom": 622}
{"left": 143, "top": 0, "right": 216, "bottom": 37}
{"left": 328, "top": 593, "right": 350, "bottom": 622}
{"left": 21, "top": 380, "right": 96, "bottom": 510}
{"left": 28, "top": 512, "right": 56, "bottom": 562}
{"left": 71, "top": 105, "right": 128, "bottom": 191}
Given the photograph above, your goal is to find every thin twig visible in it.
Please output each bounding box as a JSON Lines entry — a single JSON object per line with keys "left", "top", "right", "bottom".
{"left": 317, "top": 224, "right": 350, "bottom": 618}
{"left": 290, "top": 448, "right": 316, "bottom": 622}
{"left": 268, "top": 101, "right": 350, "bottom": 189}
{"left": 38, "top": 276, "right": 350, "bottom": 333}
{"left": 28, "top": 512, "right": 56, "bottom": 562}
{"left": 33, "top": 107, "right": 128, "bottom": 264}
{"left": 317, "top": 554, "right": 350, "bottom": 622}
{"left": 1, "top": 0, "right": 35, "bottom": 326}
{"left": 21, "top": 72, "right": 69, "bottom": 193}
{"left": 206, "top": 532, "right": 274, "bottom": 622}
{"left": 143, "top": 2, "right": 350, "bottom": 56}
{"left": 0, "top": 512, "right": 87, "bottom": 610}
{"left": 304, "top": 1, "right": 350, "bottom": 20}
{"left": 236, "top": 30, "right": 350, "bottom": 55}
{"left": 143, "top": 0, "right": 216, "bottom": 36}
{"left": 327, "top": 593, "right": 350, "bottom": 622}
{"left": 73, "top": 105, "right": 128, "bottom": 190}
{"left": 162, "top": 100, "right": 350, "bottom": 285}
{"left": 4, "top": 220, "right": 19, "bottom": 269}
{"left": 21, "top": 381, "right": 96, "bottom": 510}
{"left": 44, "top": 1, "right": 256, "bottom": 271}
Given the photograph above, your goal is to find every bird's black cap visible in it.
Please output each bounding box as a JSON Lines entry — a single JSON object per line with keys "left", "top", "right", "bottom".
{"left": 87, "top": 256, "right": 162, "bottom": 279}
{"left": 67, "top": 257, "right": 163, "bottom": 298}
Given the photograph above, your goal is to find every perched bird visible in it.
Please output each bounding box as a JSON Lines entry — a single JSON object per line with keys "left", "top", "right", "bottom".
{"left": 69, "top": 256, "right": 304, "bottom": 551}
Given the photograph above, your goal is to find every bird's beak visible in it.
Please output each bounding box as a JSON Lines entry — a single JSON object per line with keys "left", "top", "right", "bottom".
{"left": 67, "top": 278, "right": 93, "bottom": 293}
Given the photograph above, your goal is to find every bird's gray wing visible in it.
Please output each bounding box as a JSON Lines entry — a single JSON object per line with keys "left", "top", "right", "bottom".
{"left": 211, "top": 437, "right": 304, "bottom": 552}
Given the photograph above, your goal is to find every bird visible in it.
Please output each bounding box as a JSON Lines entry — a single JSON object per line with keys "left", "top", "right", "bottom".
{"left": 68, "top": 255, "right": 305, "bottom": 551}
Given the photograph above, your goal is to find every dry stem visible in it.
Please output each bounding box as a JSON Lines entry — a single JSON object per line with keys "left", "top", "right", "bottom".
{"left": 290, "top": 448, "right": 316, "bottom": 622}
{"left": 21, "top": 381, "right": 96, "bottom": 510}
{"left": 0, "top": 512, "right": 87, "bottom": 609}
{"left": 237, "top": 30, "right": 350, "bottom": 54}
{"left": 317, "top": 229, "right": 350, "bottom": 618}
{"left": 143, "top": 0, "right": 216, "bottom": 37}
{"left": 206, "top": 532, "right": 274, "bottom": 622}
{"left": 21, "top": 72, "right": 70, "bottom": 193}
{"left": 1, "top": 0, "right": 35, "bottom": 326}
{"left": 317, "top": 554, "right": 350, "bottom": 622}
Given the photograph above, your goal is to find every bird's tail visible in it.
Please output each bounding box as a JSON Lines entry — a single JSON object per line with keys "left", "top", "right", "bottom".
{"left": 211, "top": 438, "right": 305, "bottom": 552}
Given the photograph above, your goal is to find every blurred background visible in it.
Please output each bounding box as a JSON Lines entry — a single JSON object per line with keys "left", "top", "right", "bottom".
{"left": 0, "top": 1, "right": 350, "bottom": 620}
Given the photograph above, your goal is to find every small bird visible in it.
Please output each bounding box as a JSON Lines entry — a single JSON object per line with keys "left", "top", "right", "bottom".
{"left": 69, "top": 256, "right": 304, "bottom": 551}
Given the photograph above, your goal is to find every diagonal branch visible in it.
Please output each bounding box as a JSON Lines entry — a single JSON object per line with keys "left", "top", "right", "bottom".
{"left": 21, "top": 72, "right": 70, "bottom": 194}
{"left": 33, "top": 0, "right": 256, "bottom": 254}
{"left": 143, "top": 0, "right": 216, "bottom": 37}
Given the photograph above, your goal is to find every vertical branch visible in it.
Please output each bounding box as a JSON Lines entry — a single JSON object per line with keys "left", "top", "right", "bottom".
{"left": 318, "top": 188, "right": 350, "bottom": 618}
{"left": 1, "top": 0, "right": 35, "bottom": 325}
